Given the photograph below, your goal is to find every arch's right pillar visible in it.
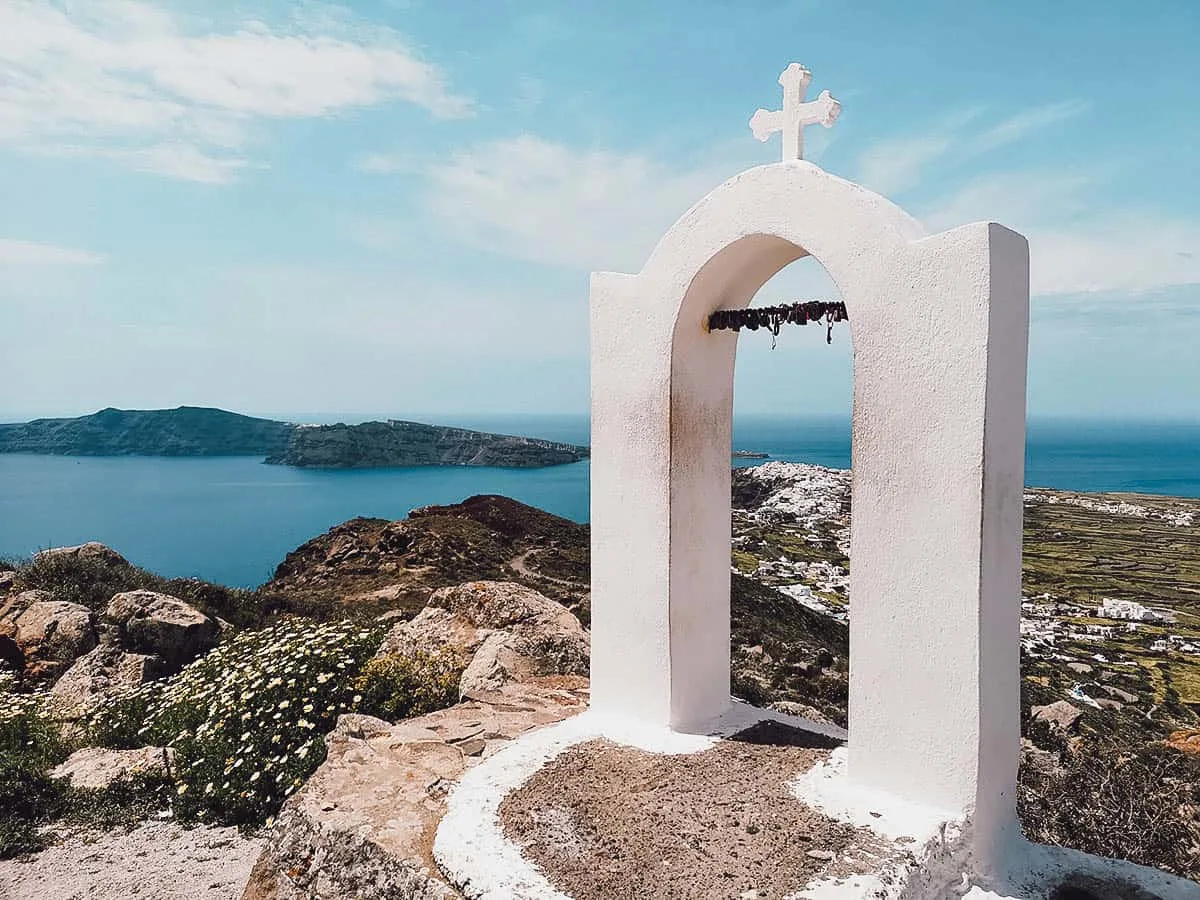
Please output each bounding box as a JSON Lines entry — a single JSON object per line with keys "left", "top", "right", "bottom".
{"left": 847, "top": 222, "right": 1029, "bottom": 852}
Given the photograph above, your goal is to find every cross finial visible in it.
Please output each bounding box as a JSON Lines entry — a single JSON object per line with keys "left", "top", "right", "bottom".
{"left": 750, "top": 63, "right": 841, "bottom": 161}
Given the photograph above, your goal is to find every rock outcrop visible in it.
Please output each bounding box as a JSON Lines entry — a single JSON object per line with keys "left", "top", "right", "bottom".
{"left": 380, "top": 581, "right": 590, "bottom": 697}
{"left": 33, "top": 541, "right": 131, "bottom": 568}
{"left": 263, "top": 495, "right": 590, "bottom": 618}
{"left": 1032, "top": 700, "right": 1083, "bottom": 733}
{"left": 50, "top": 745, "right": 175, "bottom": 791}
{"left": 243, "top": 581, "right": 590, "bottom": 900}
{"left": 106, "top": 590, "right": 219, "bottom": 670}
{"left": 1, "top": 592, "right": 98, "bottom": 682}
{"left": 265, "top": 420, "right": 588, "bottom": 469}
{"left": 50, "top": 640, "right": 167, "bottom": 717}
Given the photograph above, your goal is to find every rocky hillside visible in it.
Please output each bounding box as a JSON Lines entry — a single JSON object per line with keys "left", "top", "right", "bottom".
{"left": 265, "top": 420, "right": 588, "bottom": 469}
{"left": 262, "top": 494, "right": 592, "bottom": 619}
{"left": 0, "top": 407, "right": 292, "bottom": 457}
{"left": 4, "top": 472, "right": 1200, "bottom": 886}
{"left": 262, "top": 492, "right": 849, "bottom": 724}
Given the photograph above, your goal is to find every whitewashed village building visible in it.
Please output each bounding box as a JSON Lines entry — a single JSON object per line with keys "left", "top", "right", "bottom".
{"left": 433, "top": 65, "right": 1199, "bottom": 899}
{"left": 1097, "top": 597, "right": 1164, "bottom": 622}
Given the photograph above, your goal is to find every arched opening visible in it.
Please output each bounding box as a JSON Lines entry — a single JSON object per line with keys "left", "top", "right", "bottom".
{"left": 667, "top": 240, "right": 853, "bottom": 729}
{"left": 724, "top": 257, "right": 852, "bottom": 724}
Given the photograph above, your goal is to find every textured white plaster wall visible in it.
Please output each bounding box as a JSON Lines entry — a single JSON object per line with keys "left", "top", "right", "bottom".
{"left": 589, "top": 160, "right": 1029, "bottom": 852}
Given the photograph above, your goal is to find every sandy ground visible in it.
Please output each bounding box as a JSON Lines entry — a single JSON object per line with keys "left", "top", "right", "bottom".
{"left": 0, "top": 821, "right": 264, "bottom": 900}
{"left": 501, "top": 720, "right": 887, "bottom": 900}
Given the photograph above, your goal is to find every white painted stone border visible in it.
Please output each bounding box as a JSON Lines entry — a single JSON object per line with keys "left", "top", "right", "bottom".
{"left": 436, "top": 709, "right": 1200, "bottom": 900}
{"left": 434, "top": 702, "right": 845, "bottom": 900}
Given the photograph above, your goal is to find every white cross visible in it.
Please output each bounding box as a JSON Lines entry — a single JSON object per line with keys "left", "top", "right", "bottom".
{"left": 750, "top": 63, "right": 841, "bottom": 161}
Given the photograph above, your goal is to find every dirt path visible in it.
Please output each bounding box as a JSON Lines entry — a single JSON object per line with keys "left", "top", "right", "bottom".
{"left": 507, "top": 550, "right": 579, "bottom": 587}
{"left": 0, "top": 821, "right": 263, "bottom": 900}
{"left": 501, "top": 721, "right": 889, "bottom": 900}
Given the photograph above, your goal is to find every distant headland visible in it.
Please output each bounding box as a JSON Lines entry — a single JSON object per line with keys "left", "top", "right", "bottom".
{"left": 0, "top": 407, "right": 590, "bottom": 469}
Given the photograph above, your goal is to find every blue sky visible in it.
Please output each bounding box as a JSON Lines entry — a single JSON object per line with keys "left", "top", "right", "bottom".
{"left": 1, "top": 0, "right": 1198, "bottom": 422}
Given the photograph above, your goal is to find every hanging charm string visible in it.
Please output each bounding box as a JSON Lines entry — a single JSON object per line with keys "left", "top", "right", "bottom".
{"left": 707, "top": 300, "right": 848, "bottom": 347}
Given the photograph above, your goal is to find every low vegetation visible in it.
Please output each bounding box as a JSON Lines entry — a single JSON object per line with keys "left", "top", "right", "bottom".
{"left": 84, "top": 619, "right": 386, "bottom": 827}
{"left": 0, "top": 614, "right": 469, "bottom": 852}
{"left": 353, "top": 649, "right": 461, "bottom": 724}
{"left": 0, "top": 675, "right": 66, "bottom": 857}
{"left": 1019, "top": 721, "right": 1200, "bottom": 878}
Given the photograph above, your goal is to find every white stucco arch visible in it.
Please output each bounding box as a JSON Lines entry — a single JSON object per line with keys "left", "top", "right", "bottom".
{"left": 589, "top": 160, "right": 1030, "bottom": 844}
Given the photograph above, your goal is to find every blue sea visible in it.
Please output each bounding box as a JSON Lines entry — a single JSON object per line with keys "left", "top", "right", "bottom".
{"left": 1, "top": 415, "right": 1198, "bottom": 589}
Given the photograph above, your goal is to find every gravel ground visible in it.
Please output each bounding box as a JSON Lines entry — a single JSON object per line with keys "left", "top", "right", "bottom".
{"left": 501, "top": 721, "right": 884, "bottom": 900}
{"left": 0, "top": 821, "right": 264, "bottom": 900}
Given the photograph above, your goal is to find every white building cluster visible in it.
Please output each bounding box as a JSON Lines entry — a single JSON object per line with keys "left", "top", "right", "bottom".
{"left": 1096, "top": 597, "right": 1165, "bottom": 622}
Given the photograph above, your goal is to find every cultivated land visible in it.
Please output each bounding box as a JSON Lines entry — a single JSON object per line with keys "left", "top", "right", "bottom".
{"left": 729, "top": 463, "right": 1200, "bottom": 724}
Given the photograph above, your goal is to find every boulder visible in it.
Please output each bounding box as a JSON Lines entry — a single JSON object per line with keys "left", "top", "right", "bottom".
{"left": 50, "top": 745, "right": 175, "bottom": 791}
{"left": 106, "top": 590, "right": 218, "bottom": 670}
{"left": 1167, "top": 729, "right": 1200, "bottom": 756}
{"left": 0, "top": 589, "right": 48, "bottom": 639}
{"left": 34, "top": 542, "right": 129, "bottom": 568}
{"left": 1031, "top": 700, "right": 1083, "bottom": 732}
{"left": 1020, "top": 738, "right": 1064, "bottom": 778}
{"left": 1100, "top": 684, "right": 1138, "bottom": 704}
{"left": 242, "top": 682, "right": 587, "bottom": 900}
{"left": 49, "top": 640, "right": 166, "bottom": 717}
{"left": 378, "top": 581, "right": 589, "bottom": 699}
{"left": 0, "top": 569, "right": 17, "bottom": 596}
{"left": 11, "top": 597, "right": 98, "bottom": 682}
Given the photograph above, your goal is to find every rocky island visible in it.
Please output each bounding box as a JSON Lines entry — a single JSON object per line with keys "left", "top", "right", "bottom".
{"left": 265, "top": 420, "right": 589, "bottom": 469}
{"left": 0, "top": 407, "right": 589, "bottom": 469}
{"left": 0, "top": 407, "right": 292, "bottom": 458}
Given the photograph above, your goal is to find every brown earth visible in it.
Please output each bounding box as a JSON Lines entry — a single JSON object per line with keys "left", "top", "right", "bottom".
{"left": 500, "top": 721, "right": 888, "bottom": 900}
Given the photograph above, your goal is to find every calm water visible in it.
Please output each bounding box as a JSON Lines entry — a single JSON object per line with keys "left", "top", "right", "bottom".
{"left": 1, "top": 415, "right": 1197, "bottom": 588}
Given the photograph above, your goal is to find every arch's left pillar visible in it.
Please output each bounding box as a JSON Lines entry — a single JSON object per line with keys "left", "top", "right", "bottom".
{"left": 589, "top": 270, "right": 689, "bottom": 727}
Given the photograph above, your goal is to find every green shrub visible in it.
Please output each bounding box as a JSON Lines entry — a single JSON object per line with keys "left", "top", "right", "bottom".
{"left": 62, "top": 771, "right": 174, "bottom": 832}
{"left": 0, "top": 685, "right": 68, "bottom": 858}
{"left": 11, "top": 551, "right": 266, "bottom": 628}
{"left": 136, "top": 618, "right": 384, "bottom": 828}
{"left": 83, "top": 686, "right": 164, "bottom": 750}
{"left": 353, "top": 649, "right": 462, "bottom": 723}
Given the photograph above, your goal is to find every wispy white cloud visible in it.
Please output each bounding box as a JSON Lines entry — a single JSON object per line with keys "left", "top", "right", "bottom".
{"left": 921, "top": 170, "right": 1098, "bottom": 233}
{"left": 0, "top": 239, "right": 106, "bottom": 266}
{"left": 422, "top": 135, "right": 734, "bottom": 271}
{"left": 1032, "top": 217, "right": 1200, "bottom": 296}
{"left": 0, "top": 0, "right": 471, "bottom": 182}
{"left": 972, "top": 100, "right": 1088, "bottom": 154}
{"left": 921, "top": 170, "right": 1200, "bottom": 296}
{"left": 856, "top": 132, "right": 959, "bottom": 196}
{"left": 855, "top": 102, "right": 1086, "bottom": 195}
